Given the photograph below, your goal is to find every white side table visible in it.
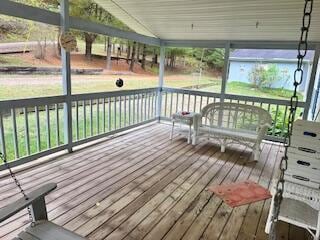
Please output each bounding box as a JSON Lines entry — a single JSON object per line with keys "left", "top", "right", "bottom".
{"left": 170, "top": 111, "right": 201, "bottom": 145}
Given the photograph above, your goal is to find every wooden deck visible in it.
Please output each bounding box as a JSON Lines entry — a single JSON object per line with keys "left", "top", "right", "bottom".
{"left": 0, "top": 123, "right": 311, "bottom": 240}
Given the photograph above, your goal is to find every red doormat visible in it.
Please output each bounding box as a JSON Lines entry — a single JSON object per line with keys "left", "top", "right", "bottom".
{"left": 208, "top": 180, "right": 272, "bottom": 207}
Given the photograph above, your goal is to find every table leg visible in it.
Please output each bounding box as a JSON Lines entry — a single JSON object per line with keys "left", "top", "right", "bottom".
{"left": 170, "top": 121, "right": 175, "bottom": 140}
{"left": 188, "top": 124, "right": 191, "bottom": 144}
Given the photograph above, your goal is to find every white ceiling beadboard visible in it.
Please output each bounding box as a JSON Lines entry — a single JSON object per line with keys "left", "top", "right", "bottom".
{"left": 95, "top": 0, "right": 320, "bottom": 42}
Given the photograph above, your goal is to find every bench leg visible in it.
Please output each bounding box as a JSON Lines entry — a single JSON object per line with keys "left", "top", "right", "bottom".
{"left": 170, "top": 121, "right": 175, "bottom": 140}
{"left": 221, "top": 139, "right": 226, "bottom": 152}
{"left": 254, "top": 144, "right": 260, "bottom": 161}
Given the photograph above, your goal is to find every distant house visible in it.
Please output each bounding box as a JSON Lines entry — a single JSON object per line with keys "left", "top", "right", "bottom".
{"left": 228, "top": 49, "right": 314, "bottom": 94}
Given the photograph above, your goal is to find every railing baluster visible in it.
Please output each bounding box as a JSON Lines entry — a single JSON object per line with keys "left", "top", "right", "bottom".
{"left": 75, "top": 101, "right": 79, "bottom": 141}
{"left": 148, "top": 92, "right": 151, "bottom": 120}
{"left": 144, "top": 92, "right": 147, "bottom": 121}
{"left": 272, "top": 104, "right": 279, "bottom": 136}
{"left": 181, "top": 93, "right": 185, "bottom": 111}
{"left": 0, "top": 113, "right": 7, "bottom": 158}
{"left": 129, "top": 95, "right": 132, "bottom": 125}
{"left": 176, "top": 93, "right": 179, "bottom": 113}
{"left": 108, "top": 97, "right": 111, "bottom": 131}
{"left": 200, "top": 96, "right": 203, "bottom": 112}
{"left": 119, "top": 96, "right": 122, "bottom": 128}
{"left": 35, "top": 106, "right": 41, "bottom": 152}
{"left": 169, "top": 92, "right": 173, "bottom": 117}
{"left": 55, "top": 103, "right": 60, "bottom": 145}
{"left": 83, "top": 100, "right": 87, "bottom": 138}
{"left": 11, "top": 108, "right": 19, "bottom": 159}
{"left": 97, "top": 99, "right": 100, "bottom": 134}
{"left": 133, "top": 94, "right": 136, "bottom": 123}
{"left": 90, "top": 99, "right": 93, "bottom": 136}
{"left": 193, "top": 95, "right": 197, "bottom": 112}
{"left": 45, "top": 105, "right": 51, "bottom": 149}
{"left": 137, "top": 94, "right": 140, "bottom": 123}
{"left": 140, "top": 93, "right": 143, "bottom": 122}
{"left": 124, "top": 95, "right": 127, "bottom": 127}
{"left": 164, "top": 92, "right": 168, "bottom": 117}
{"left": 23, "top": 107, "right": 30, "bottom": 155}
{"left": 187, "top": 93, "right": 191, "bottom": 112}
{"left": 114, "top": 96, "right": 117, "bottom": 129}
{"left": 103, "top": 98, "right": 106, "bottom": 133}
{"left": 281, "top": 106, "right": 288, "bottom": 137}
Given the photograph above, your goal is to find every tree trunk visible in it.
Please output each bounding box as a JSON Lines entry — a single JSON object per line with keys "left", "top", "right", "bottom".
{"left": 136, "top": 43, "right": 140, "bottom": 62}
{"left": 141, "top": 44, "right": 146, "bottom": 70}
{"left": 57, "top": 31, "right": 61, "bottom": 57}
{"left": 126, "top": 41, "right": 131, "bottom": 64}
{"left": 112, "top": 43, "right": 115, "bottom": 54}
{"left": 129, "top": 41, "right": 136, "bottom": 71}
{"left": 106, "top": 36, "right": 112, "bottom": 70}
{"left": 84, "top": 32, "right": 97, "bottom": 61}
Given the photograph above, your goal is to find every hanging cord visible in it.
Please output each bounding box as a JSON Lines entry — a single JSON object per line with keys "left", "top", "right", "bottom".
{"left": 268, "top": 0, "right": 314, "bottom": 239}
{"left": 0, "top": 152, "right": 34, "bottom": 226}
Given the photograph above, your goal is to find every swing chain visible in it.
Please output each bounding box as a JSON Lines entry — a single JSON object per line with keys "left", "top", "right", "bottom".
{"left": 0, "top": 152, "right": 34, "bottom": 225}
{"left": 269, "top": 0, "right": 313, "bottom": 239}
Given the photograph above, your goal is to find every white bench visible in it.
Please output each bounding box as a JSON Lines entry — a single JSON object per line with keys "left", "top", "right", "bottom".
{"left": 196, "top": 102, "right": 272, "bottom": 160}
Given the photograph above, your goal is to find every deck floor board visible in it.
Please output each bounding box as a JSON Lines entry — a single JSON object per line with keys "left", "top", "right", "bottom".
{"left": 0, "top": 123, "right": 310, "bottom": 240}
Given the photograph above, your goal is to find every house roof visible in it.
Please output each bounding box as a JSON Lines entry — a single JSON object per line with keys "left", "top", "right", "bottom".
{"left": 94, "top": 0, "right": 320, "bottom": 42}
{"left": 230, "top": 49, "right": 314, "bottom": 61}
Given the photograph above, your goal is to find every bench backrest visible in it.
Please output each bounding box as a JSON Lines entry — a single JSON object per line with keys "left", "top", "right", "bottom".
{"left": 201, "top": 102, "right": 272, "bottom": 132}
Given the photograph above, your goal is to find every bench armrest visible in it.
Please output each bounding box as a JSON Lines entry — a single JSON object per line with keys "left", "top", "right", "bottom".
{"left": 0, "top": 183, "right": 57, "bottom": 223}
{"left": 257, "top": 123, "right": 271, "bottom": 142}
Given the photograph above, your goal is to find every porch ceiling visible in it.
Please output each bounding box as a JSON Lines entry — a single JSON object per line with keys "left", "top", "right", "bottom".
{"left": 95, "top": 0, "right": 320, "bottom": 42}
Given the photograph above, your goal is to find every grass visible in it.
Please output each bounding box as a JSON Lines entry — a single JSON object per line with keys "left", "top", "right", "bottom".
{"left": 203, "top": 81, "right": 304, "bottom": 100}
{"left": 0, "top": 55, "right": 29, "bottom": 67}
{"left": 0, "top": 74, "right": 215, "bottom": 100}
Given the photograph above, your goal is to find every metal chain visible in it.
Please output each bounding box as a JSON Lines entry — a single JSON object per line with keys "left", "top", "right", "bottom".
{"left": 269, "top": 0, "right": 314, "bottom": 239}
{"left": 0, "top": 152, "right": 34, "bottom": 225}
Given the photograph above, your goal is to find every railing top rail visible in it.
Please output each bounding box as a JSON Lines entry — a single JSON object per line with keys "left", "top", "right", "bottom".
{"left": 0, "top": 88, "right": 159, "bottom": 111}
{"left": 162, "top": 87, "right": 306, "bottom": 107}
{"left": 71, "top": 88, "right": 159, "bottom": 101}
{"left": 0, "top": 95, "right": 66, "bottom": 110}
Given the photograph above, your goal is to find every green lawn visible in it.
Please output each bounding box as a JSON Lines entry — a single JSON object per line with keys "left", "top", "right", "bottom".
{"left": 203, "top": 81, "right": 304, "bottom": 100}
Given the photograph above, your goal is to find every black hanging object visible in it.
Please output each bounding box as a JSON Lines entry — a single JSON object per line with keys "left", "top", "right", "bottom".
{"left": 116, "top": 78, "right": 124, "bottom": 88}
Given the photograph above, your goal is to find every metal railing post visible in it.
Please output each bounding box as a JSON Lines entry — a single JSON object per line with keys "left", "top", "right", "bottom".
{"left": 60, "top": 0, "right": 73, "bottom": 152}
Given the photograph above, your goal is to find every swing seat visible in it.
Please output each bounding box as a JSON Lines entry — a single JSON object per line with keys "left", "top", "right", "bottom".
{"left": 0, "top": 183, "right": 86, "bottom": 240}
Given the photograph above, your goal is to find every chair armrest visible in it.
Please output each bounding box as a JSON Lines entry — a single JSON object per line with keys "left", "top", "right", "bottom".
{"left": 0, "top": 183, "right": 57, "bottom": 223}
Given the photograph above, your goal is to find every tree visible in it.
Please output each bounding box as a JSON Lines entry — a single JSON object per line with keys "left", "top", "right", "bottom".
{"left": 0, "top": 18, "right": 27, "bottom": 39}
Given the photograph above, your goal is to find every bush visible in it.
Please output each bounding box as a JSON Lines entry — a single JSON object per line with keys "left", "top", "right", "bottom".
{"left": 249, "top": 64, "right": 280, "bottom": 89}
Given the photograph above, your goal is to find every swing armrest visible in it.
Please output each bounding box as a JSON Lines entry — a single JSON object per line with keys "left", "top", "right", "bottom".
{"left": 0, "top": 183, "right": 57, "bottom": 223}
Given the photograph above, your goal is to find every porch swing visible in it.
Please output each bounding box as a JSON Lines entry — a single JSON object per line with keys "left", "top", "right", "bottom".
{"left": 0, "top": 156, "right": 87, "bottom": 240}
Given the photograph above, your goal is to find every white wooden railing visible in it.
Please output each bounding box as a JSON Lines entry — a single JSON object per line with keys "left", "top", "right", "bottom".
{"left": 0, "top": 86, "right": 307, "bottom": 169}
{"left": 160, "top": 87, "right": 306, "bottom": 142}
{"left": 0, "top": 88, "right": 159, "bottom": 170}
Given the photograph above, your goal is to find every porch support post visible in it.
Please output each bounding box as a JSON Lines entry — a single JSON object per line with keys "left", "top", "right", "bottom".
{"left": 220, "top": 42, "right": 230, "bottom": 102}
{"left": 60, "top": 0, "right": 73, "bottom": 152}
{"left": 157, "top": 45, "right": 165, "bottom": 122}
{"left": 303, "top": 44, "right": 320, "bottom": 120}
